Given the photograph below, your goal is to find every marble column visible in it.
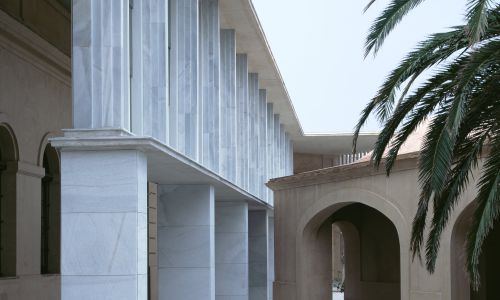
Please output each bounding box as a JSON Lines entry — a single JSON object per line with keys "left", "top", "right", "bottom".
{"left": 169, "top": 0, "right": 199, "bottom": 160}
{"left": 215, "top": 202, "right": 249, "bottom": 300}
{"left": 248, "top": 73, "right": 259, "bottom": 196}
{"left": 200, "top": 0, "right": 220, "bottom": 172}
{"left": 273, "top": 115, "right": 280, "bottom": 179}
{"left": 279, "top": 125, "right": 286, "bottom": 177}
{"left": 258, "top": 90, "right": 267, "bottom": 200}
{"left": 267, "top": 215, "right": 275, "bottom": 300}
{"left": 249, "top": 210, "right": 269, "bottom": 300}
{"left": 284, "top": 133, "right": 291, "bottom": 176}
{"left": 60, "top": 150, "right": 147, "bottom": 300}
{"left": 236, "top": 54, "right": 249, "bottom": 190}
{"left": 130, "top": 0, "right": 168, "bottom": 143}
{"left": 265, "top": 104, "right": 274, "bottom": 204}
{"left": 220, "top": 29, "right": 237, "bottom": 183}
{"left": 158, "top": 185, "right": 215, "bottom": 300}
{"left": 72, "top": 0, "right": 130, "bottom": 130}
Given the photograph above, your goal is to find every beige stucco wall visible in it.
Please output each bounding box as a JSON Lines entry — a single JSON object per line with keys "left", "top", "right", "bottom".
{"left": 0, "top": 6, "right": 71, "bottom": 299}
{"left": 270, "top": 156, "right": 480, "bottom": 300}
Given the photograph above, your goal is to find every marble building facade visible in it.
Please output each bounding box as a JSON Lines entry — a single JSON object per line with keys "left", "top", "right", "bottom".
{"left": 0, "top": 0, "right": 379, "bottom": 299}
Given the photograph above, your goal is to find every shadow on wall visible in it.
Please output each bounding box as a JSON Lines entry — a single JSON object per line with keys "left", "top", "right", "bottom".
{"left": 331, "top": 204, "right": 400, "bottom": 300}
{"left": 451, "top": 202, "right": 500, "bottom": 300}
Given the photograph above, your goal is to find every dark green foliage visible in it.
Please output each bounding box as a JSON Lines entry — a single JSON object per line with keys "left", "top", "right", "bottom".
{"left": 355, "top": 0, "right": 500, "bottom": 289}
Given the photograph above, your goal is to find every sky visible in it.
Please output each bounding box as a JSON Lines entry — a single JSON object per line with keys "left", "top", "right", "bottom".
{"left": 252, "top": 0, "right": 467, "bottom": 134}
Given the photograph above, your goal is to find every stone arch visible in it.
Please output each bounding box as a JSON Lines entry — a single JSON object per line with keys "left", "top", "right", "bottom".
{"left": 37, "top": 131, "right": 59, "bottom": 167}
{"left": 0, "top": 123, "right": 19, "bottom": 162}
{"left": 0, "top": 123, "right": 18, "bottom": 276}
{"left": 296, "top": 187, "right": 410, "bottom": 300}
{"left": 451, "top": 201, "right": 500, "bottom": 300}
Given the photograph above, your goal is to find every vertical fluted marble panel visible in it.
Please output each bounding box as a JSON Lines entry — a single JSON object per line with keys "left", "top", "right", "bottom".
{"left": 236, "top": 54, "right": 249, "bottom": 189}
{"left": 200, "top": 0, "right": 220, "bottom": 172}
{"left": 273, "top": 115, "right": 280, "bottom": 179}
{"left": 169, "top": 0, "right": 199, "bottom": 159}
{"left": 287, "top": 138, "right": 293, "bottom": 175}
{"left": 279, "top": 125, "right": 286, "bottom": 177}
{"left": 220, "top": 30, "right": 237, "bottom": 183}
{"left": 130, "top": 0, "right": 168, "bottom": 141}
{"left": 215, "top": 202, "right": 249, "bottom": 300}
{"left": 266, "top": 104, "right": 274, "bottom": 203}
{"left": 158, "top": 185, "right": 215, "bottom": 300}
{"left": 72, "top": 0, "right": 130, "bottom": 130}
{"left": 142, "top": 0, "right": 168, "bottom": 142}
{"left": 248, "top": 73, "right": 259, "bottom": 196}
{"left": 284, "top": 133, "right": 290, "bottom": 175}
{"left": 258, "top": 90, "right": 267, "bottom": 200}
{"left": 249, "top": 210, "right": 269, "bottom": 300}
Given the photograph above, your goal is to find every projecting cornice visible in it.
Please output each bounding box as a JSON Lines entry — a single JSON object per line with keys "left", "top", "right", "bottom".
{"left": 0, "top": 10, "right": 71, "bottom": 86}
{"left": 267, "top": 152, "right": 420, "bottom": 191}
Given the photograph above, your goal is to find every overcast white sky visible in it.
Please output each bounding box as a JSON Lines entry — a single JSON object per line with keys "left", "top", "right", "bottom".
{"left": 252, "top": 0, "right": 467, "bottom": 133}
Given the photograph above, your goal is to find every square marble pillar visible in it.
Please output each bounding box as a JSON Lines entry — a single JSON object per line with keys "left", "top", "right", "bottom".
{"left": 215, "top": 202, "right": 249, "bottom": 300}
{"left": 249, "top": 210, "right": 269, "bottom": 300}
{"left": 60, "top": 150, "right": 148, "bottom": 300}
{"left": 158, "top": 185, "right": 215, "bottom": 300}
{"left": 267, "top": 215, "right": 275, "bottom": 300}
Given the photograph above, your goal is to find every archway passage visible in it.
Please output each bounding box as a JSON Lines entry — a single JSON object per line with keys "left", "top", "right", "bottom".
{"left": 452, "top": 204, "right": 500, "bottom": 300}
{"left": 0, "top": 124, "right": 17, "bottom": 276}
{"left": 331, "top": 204, "right": 401, "bottom": 300}
{"left": 41, "top": 143, "right": 60, "bottom": 274}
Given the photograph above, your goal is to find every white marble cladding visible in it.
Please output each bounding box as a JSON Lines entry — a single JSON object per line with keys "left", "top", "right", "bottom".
{"left": 71, "top": 0, "right": 294, "bottom": 204}
{"left": 215, "top": 202, "right": 249, "bottom": 300}
{"left": 220, "top": 29, "right": 237, "bottom": 183}
{"left": 236, "top": 54, "right": 250, "bottom": 190}
{"left": 200, "top": 0, "right": 221, "bottom": 172}
{"left": 249, "top": 211, "right": 269, "bottom": 300}
{"left": 248, "top": 73, "right": 259, "bottom": 196}
{"left": 267, "top": 215, "right": 275, "bottom": 300}
{"left": 72, "top": 0, "right": 130, "bottom": 130}
{"left": 169, "top": 0, "right": 199, "bottom": 160}
{"left": 158, "top": 185, "right": 215, "bottom": 300}
{"left": 60, "top": 150, "right": 147, "bottom": 300}
{"left": 130, "top": 0, "right": 169, "bottom": 143}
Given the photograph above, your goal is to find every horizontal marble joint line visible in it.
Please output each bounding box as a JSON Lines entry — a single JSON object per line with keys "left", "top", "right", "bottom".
{"left": 158, "top": 225, "right": 215, "bottom": 228}
{"left": 61, "top": 274, "right": 146, "bottom": 277}
{"left": 61, "top": 212, "right": 146, "bottom": 214}
{"left": 158, "top": 267, "right": 213, "bottom": 270}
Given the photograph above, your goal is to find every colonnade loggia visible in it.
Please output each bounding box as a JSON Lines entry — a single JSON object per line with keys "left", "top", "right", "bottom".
{"left": 56, "top": 0, "right": 292, "bottom": 299}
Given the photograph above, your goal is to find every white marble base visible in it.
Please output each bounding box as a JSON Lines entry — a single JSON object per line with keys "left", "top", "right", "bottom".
{"left": 158, "top": 185, "right": 215, "bottom": 300}
{"left": 249, "top": 211, "right": 269, "bottom": 300}
{"left": 60, "top": 150, "right": 147, "bottom": 300}
{"left": 216, "top": 202, "right": 249, "bottom": 300}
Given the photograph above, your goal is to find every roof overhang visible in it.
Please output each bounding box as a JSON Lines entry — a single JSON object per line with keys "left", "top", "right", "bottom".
{"left": 219, "top": 0, "right": 379, "bottom": 154}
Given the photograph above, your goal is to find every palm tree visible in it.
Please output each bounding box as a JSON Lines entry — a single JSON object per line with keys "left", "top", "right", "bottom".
{"left": 353, "top": 0, "right": 500, "bottom": 289}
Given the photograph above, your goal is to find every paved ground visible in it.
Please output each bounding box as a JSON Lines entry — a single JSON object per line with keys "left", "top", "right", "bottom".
{"left": 332, "top": 292, "right": 344, "bottom": 300}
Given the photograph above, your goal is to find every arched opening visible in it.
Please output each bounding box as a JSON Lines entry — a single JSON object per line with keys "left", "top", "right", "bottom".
{"left": 451, "top": 202, "right": 500, "bottom": 300}
{"left": 331, "top": 204, "right": 400, "bottom": 300}
{"left": 41, "top": 143, "right": 60, "bottom": 274}
{"left": 0, "top": 124, "right": 17, "bottom": 276}
{"left": 299, "top": 201, "right": 401, "bottom": 300}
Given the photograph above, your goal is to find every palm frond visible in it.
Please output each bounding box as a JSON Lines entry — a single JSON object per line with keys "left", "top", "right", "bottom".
{"left": 467, "top": 131, "right": 500, "bottom": 289}
{"left": 365, "top": 0, "right": 429, "bottom": 57}
{"left": 466, "top": 0, "right": 495, "bottom": 43}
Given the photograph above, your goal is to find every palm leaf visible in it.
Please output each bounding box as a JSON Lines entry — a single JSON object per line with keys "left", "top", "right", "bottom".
{"left": 365, "top": 0, "right": 426, "bottom": 57}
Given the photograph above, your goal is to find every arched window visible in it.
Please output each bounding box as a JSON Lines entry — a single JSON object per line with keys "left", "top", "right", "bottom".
{"left": 0, "top": 124, "right": 17, "bottom": 277}
{"left": 41, "top": 143, "right": 60, "bottom": 274}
